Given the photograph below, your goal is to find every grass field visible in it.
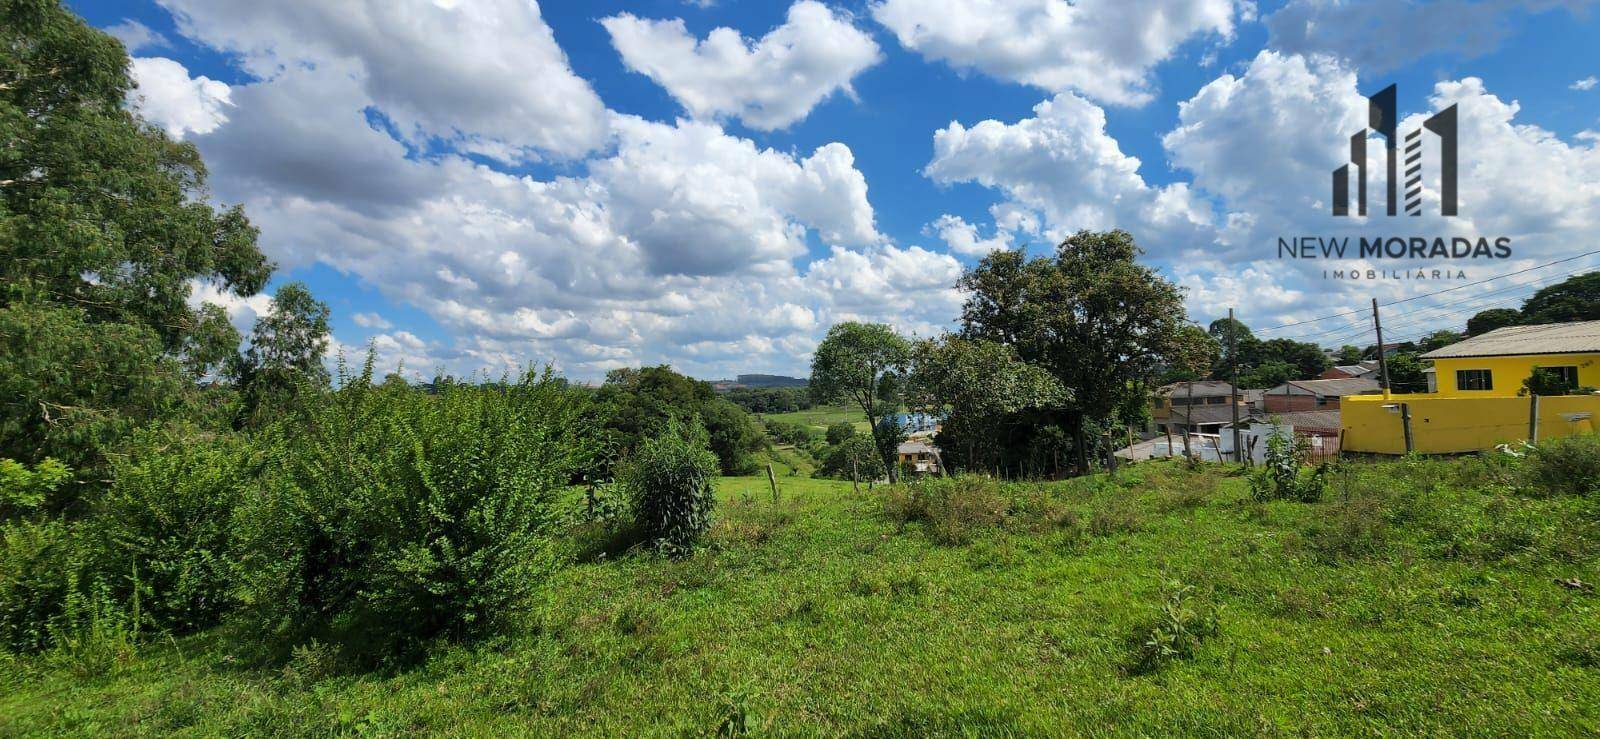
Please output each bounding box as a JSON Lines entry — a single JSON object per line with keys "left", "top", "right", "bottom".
{"left": 758, "top": 404, "right": 869, "bottom": 435}
{"left": 4, "top": 459, "right": 1599, "bottom": 735}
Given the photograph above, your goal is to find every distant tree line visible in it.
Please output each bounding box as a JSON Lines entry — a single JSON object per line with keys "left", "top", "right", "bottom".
{"left": 721, "top": 386, "right": 816, "bottom": 414}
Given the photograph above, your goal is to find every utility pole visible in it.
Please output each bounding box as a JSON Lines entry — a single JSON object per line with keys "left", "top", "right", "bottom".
{"left": 1371, "top": 298, "right": 1392, "bottom": 399}
{"left": 1228, "top": 308, "right": 1242, "bottom": 462}
{"left": 1183, "top": 380, "right": 1194, "bottom": 459}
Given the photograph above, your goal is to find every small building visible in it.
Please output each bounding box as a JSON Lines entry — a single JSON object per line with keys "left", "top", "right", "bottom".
{"left": 1150, "top": 381, "right": 1251, "bottom": 434}
{"left": 1262, "top": 377, "right": 1382, "bottom": 412}
{"left": 897, "top": 437, "right": 941, "bottom": 475}
{"left": 1419, "top": 320, "right": 1600, "bottom": 397}
{"left": 1319, "top": 360, "right": 1379, "bottom": 380}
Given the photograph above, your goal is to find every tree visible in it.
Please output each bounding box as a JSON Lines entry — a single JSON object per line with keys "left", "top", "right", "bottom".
{"left": 1239, "top": 360, "right": 1295, "bottom": 390}
{"left": 1, "top": 2, "right": 272, "bottom": 481}
{"left": 1259, "top": 338, "right": 1331, "bottom": 379}
{"left": 1418, "top": 330, "right": 1462, "bottom": 353}
{"left": 592, "top": 365, "right": 763, "bottom": 476}
{"left": 824, "top": 422, "right": 856, "bottom": 446}
{"left": 906, "top": 335, "right": 1067, "bottom": 474}
{"left": 810, "top": 322, "right": 911, "bottom": 481}
{"left": 1385, "top": 353, "right": 1428, "bottom": 392}
{"left": 1159, "top": 325, "right": 1220, "bottom": 384}
{"left": 1466, "top": 308, "right": 1521, "bottom": 336}
{"left": 1334, "top": 345, "right": 1364, "bottom": 365}
{"left": 1520, "top": 272, "right": 1600, "bottom": 324}
{"left": 959, "top": 232, "right": 1191, "bottom": 473}
{"left": 231, "top": 283, "right": 330, "bottom": 426}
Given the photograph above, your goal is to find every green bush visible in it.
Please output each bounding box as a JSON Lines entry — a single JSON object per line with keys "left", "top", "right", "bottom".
{"left": 235, "top": 362, "right": 593, "bottom": 663}
{"left": 0, "top": 458, "right": 71, "bottom": 522}
{"left": 620, "top": 421, "right": 719, "bottom": 556}
{"left": 1129, "top": 580, "right": 1223, "bottom": 674}
{"left": 1521, "top": 434, "right": 1600, "bottom": 497}
{"left": 1248, "top": 430, "right": 1327, "bottom": 503}
{"left": 0, "top": 518, "right": 91, "bottom": 652}
{"left": 89, "top": 434, "right": 260, "bottom": 634}
{"left": 884, "top": 476, "right": 1008, "bottom": 545}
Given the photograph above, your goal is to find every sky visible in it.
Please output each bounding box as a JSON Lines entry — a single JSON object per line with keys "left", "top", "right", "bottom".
{"left": 69, "top": 0, "right": 1600, "bottom": 382}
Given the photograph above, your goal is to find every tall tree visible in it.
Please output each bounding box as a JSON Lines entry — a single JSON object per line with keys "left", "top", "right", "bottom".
{"left": 1, "top": 1, "right": 271, "bottom": 479}
{"left": 810, "top": 322, "right": 910, "bottom": 481}
{"left": 231, "top": 283, "right": 330, "bottom": 426}
{"left": 907, "top": 335, "right": 1067, "bottom": 474}
{"left": 1466, "top": 308, "right": 1522, "bottom": 336}
{"left": 959, "top": 232, "right": 1191, "bottom": 473}
{"left": 1519, "top": 272, "right": 1600, "bottom": 324}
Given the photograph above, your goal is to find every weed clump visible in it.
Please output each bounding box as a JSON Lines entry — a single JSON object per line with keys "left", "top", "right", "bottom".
{"left": 884, "top": 476, "right": 1008, "bottom": 545}
{"left": 1129, "top": 580, "right": 1223, "bottom": 675}
{"left": 1520, "top": 434, "right": 1600, "bottom": 497}
{"left": 621, "top": 421, "right": 720, "bottom": 557}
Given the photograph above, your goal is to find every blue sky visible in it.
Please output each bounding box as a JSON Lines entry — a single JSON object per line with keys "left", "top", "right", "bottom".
{"left": 69, "top": 0, "right": 1600, "bottom": 381}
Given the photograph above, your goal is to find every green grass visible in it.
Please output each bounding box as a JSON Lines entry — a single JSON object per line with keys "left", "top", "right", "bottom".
{"left": 759, "top": 404, "right": 869, "bottom": 435}
{"left": 4, "top": 459, "right": 1599, "bottom": 735}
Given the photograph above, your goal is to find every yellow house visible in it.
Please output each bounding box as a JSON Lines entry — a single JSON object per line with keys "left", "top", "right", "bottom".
{"left": 1343, "top": 320, "right": 1600, "bottom": 454}
{"left": 1421, "top": 321, "right": 1600, "bottom": 397}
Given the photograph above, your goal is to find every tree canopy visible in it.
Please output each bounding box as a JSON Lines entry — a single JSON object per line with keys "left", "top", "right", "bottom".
{"left": 810, "top": 322, "right": 911, "bottom": 479}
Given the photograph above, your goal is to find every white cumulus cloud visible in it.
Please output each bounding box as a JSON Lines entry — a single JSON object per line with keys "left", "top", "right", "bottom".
{"left": 871, "top": 0, "right": 1241, "bottom": 105}
{"left": 127, "top": 57, "right": 233, "bottom": 138}
{"left": 603, "top": 1, "right": 881, "bottom": 130}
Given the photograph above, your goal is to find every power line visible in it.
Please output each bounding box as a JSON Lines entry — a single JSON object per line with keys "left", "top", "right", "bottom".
{"left": 1248, "top": 248, "right": 1600, "bottom": 335}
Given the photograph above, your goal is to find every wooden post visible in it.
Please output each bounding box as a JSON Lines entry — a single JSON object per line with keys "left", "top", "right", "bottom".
{"left": 1228, "top": 308, "right": 1243, "bottom": 462}
{"left": 1372, "top": 298, "right": 1392, "bottom": 398}
{"left": 1528, "top": 394, "right": 1541, "bottom": 443}
{"left": 851, "top": 456, "right": 860, "bottom": 494}
{"left": 1336, "top": 428, "right": 1346, "bottom": 461}
{"left": 1165, "top": 424, "right": 1174, "bottom": 459}
{"left": 1400, "top": 403, "right": 1414, "bottom": 454}
{"left": 766, "top": 463, "right": 779, "bottom": 502}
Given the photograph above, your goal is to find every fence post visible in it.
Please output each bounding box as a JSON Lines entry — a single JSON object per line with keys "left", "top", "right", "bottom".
{"left": 1528, "top": 394, "right": 1541, "bottom": 444}
{"left": 851, "top": 457, "right": 860, "bottom": 494}
{"left": 1400, "top": 403, "right": 1414, "bottom": 454}
{"left": 766, "top": 463, "right": 779, "bottom": 502}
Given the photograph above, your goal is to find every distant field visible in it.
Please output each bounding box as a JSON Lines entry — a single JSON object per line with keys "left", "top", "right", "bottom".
{"left": 760, "top": 404, "right": 869, "bottom": 435}
{"left": 6, "top": 458, "right": 1598, "bottom": 735}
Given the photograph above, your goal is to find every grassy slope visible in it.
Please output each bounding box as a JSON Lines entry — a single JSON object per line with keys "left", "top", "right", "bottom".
{"left": 759, "top": 405, "right": 869, "bottom": 435}
{"left": 3, "top": 462, "right": 1598, "bottom": 736}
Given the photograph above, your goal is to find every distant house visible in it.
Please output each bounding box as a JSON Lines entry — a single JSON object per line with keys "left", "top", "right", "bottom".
{"left": 897, "top": 437, "right": 941, "bottom": 475}
{"left": 1262, "top": 377, "right": 1382, "bottom": 412}
{"left": 1150, "top": 381, "right": 1252, "bottom": 434}
{"left": 1319, "top": 360, "right": 1380, "bottom": 380}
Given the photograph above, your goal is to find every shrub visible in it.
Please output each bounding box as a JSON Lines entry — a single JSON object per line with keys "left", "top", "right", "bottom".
{"left": 0, "top": 518, "right": 91, "bottom": 652}
{"left": 235, "top": 362, "right": 593, "bottom": 663}
{"left": 1248, "top": 430, "right": 1328, "bottom": 503}
{"left": 884, "top": 476, "right": 1007, "bottom": 545}
{"left": 825, "top": 422, "right": 856, "bottom": 446}
{"left": 1521, "top": 434, "right": 1600, "bottom": 497}
{"left": 88, "top": 434, "right": 260, "bottom": 634}
{"left": 0, "top": 458, "right": 71, "bottom": 522}
{"left": 1129, "top": 580, "right": 1223, "bottom": 675}
{"left": 620, "top": 421, "right": 720, "bottom": 556}
{"left": 818, "top": 434, "right": 885, "bottom": 481}
{"left": 1303, "top": 495, "right": 1390, "bottom": 561}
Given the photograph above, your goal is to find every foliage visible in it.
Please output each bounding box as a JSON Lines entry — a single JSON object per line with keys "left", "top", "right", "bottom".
{"left": 959, "top": 232, "right": 1193, "bottom": 472}
{"left": 1466, "top": 308, "right": 1523, "bottom": 336}
{"left": 1520, "top": 272, "right": 1600, "bottom": 324}
{"left": 0, "top": 458, "right": 70, "bottom": 521}
{"left": 764, "top": 420, "right": 813, "bottom": 448}
{"left": 817, "top": 434, "right": 884, "bottom": 481}
{"left": 1384, "top": 353, "right": 1428, "bottom": 392}
{"left": 1238, "top": 359, "right": 1295, "bottom": 390}
{"left": 810, "top": 322, "right": 911, "bottom": 479}
{"left": 722, "top": 386, "right": 813, "bottom": 415}
{"left": 906, "top": 335, "right": 1067, "bottom": 474}
{"left": 1130, "top": 580, "right": 1222, "bottom": 675}
{"left": 235, "top": 360, "right": 593, "bottom": 663}
{"left": 883, "top": 476, "right": 1009, "bottom": 545}
{"left": 1248, "top": 430, "right": 1327, "bottom": 503}
{"left": 1521, "top": 434, "right": 1600, "bottom": 496}
{"left": 824, "top": 422, "right": 856, "bottom": 446}
{"left": 89, "top": 434, "right": 259, "bottom": 634}
{"left": 1417, "top": 330, "right": 1462, "bottom": 353}
{"left": 0, "top": 517, "right": 91, "bottom": 652}
{"left": 619, "top": 420, "right": 719, "bottom": 556}
{"left": 1521, "top": 366, "right": 1578, "bottom": 397}
{"left": 594, "top": 365, "right": 763, "bottom": 477}
{"left": 1334, "top": 345, "right": 1364, "bottom": 364}
{"left": 230, "top": 283, "right": 331, "bottom": 427}
{"left": 0, "top": 1, "right": 272, "bottom": 482}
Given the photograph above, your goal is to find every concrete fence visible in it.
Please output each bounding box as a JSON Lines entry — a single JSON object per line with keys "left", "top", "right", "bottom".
{"left": 1342, "top": 393, "right": 1600, "bottom": 455}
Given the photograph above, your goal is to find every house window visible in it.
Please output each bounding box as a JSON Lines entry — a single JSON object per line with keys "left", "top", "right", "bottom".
{"left": 1456, "top": 369, "right": 1493, "bottom": 391}
{"left": 1539, "top": 366, "right": 1580, "bottom": 390}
